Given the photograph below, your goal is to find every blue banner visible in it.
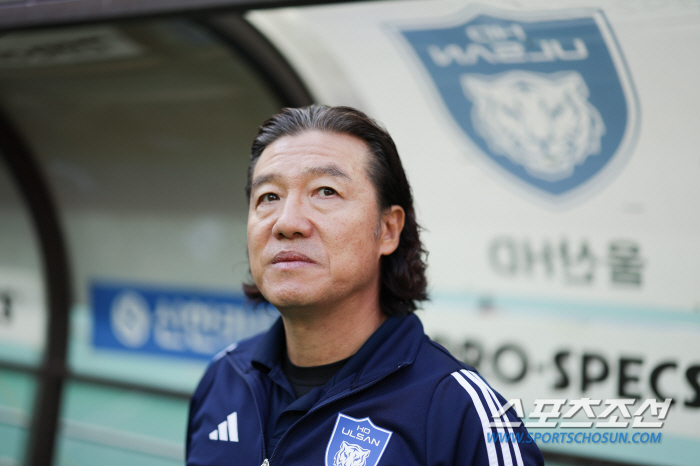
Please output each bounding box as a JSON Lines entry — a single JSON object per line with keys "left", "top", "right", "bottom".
{"left": 91, "top": 281, "right": 278, "bottom": 360}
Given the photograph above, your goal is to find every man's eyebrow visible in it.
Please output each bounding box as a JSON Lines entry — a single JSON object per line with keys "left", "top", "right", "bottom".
{"left": 250, "top": 173, "right": 278, "bottom": 193}
{"left": 303, "top": 164, "right": 351, "bottom": 181}
{"left": 251, "top": 164, "right": 352, "bottom": 192}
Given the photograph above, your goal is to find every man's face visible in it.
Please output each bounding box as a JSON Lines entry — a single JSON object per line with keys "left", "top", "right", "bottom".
{"left": 247, "top": 130, "right": 396, "bottom": 313}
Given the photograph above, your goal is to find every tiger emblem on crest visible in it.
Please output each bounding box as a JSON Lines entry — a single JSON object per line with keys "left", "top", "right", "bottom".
{"left": 333, "top": 441, "right": 371, "bottom": 466}
{"left": 461, "top": 70, "right": 606, "bottom": 181}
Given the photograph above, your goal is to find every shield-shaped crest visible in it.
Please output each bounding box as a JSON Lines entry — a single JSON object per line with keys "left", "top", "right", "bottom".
{"left": 397, "top": 7, "right": 639, "bottom": 199}
{"left": 325, "top": 413, "right": 392, "bottom": 466}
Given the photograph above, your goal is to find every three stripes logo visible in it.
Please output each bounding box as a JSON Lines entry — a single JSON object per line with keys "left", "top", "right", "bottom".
{"left": 209, "top": 411, "right": 239, "bottom": 442}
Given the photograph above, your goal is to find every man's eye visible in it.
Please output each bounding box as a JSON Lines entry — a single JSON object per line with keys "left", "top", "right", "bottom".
{"left": 319, "top": 187, "right": 336, "bottom": 197}
{"left": 260, "top": 193, "right": 279, "bottom": 203}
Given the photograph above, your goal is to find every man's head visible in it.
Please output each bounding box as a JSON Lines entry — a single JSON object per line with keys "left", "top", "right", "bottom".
{"left": 244, "top": 105, "right": 427, "bottom": 317}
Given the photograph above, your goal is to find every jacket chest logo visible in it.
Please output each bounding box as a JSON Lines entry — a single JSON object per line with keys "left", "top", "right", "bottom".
{"left": 325, "top": 413, "right": 392, "bottom": 466}
{"left": 208, "top": 411, "right": 238, "bottom": 442}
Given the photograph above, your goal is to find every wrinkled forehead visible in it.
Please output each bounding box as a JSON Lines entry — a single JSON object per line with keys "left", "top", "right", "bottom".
{"left": 253, "top": 130, "right": 374, "bottom": 181}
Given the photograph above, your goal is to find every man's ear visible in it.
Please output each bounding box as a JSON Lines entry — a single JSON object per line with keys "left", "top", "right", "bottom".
{"left": 379, "top": 205, "right": 405, "bottom": 256}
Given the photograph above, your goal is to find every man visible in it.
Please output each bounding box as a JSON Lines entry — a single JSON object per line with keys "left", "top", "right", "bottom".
{"left": 187, "top": 106, "right": 543, "bottom": 466}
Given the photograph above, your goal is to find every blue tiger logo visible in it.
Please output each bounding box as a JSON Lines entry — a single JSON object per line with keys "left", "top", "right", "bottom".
{"left": 333, "top": 441, "right": 371, "bottom": 466}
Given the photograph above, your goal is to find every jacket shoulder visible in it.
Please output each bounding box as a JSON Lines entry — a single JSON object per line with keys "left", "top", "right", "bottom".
{"left": 187, "top": 332, "right": 266, "bottom": 459}
{"left": 423, "top": 366, "right": 544, "bottom": 466}
{"left": 413, "top": 335, "right": 476, "bottom": 374}
{"left": 190, "top": 332, "right": 263, "bottom": 405}
{"left": 410, "top": 336, "right": 544, "bottom": 465}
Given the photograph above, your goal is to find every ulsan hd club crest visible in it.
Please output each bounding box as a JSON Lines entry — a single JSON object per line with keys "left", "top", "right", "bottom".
{"left": 397, "top": 7, "right": 639, "bottom": 202}
{"left": 325, "top": 414, "right": 392, "bottom": 466}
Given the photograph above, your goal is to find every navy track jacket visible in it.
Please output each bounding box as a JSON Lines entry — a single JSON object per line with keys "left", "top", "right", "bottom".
{"left": 187, "top": 313, "right": 544, "bottom": 466}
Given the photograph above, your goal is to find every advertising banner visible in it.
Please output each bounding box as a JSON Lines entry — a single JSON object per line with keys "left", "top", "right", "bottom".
{"left": 92, "top": 281, "right": 278, "bottom": 360}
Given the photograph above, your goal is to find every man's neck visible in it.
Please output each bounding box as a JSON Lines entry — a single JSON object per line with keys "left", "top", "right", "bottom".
{"left": 280, "top": 300, "right": 387, "bottom": 367}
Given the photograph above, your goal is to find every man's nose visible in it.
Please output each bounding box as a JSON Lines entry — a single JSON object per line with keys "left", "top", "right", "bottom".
{"left": 271, "top": 195, "right": 313, "bottom": 239}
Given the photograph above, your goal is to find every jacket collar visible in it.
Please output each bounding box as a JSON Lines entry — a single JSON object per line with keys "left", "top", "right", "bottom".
{"left": 250, "top": 313, "right": 425, "bottom": 395}
{"left": 251, "top": 317, "right": 286, "bottom": 375}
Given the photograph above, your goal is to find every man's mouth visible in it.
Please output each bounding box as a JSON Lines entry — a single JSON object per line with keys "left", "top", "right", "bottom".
{"left": 271, "top": 251, "right": 315, "bottom": 264}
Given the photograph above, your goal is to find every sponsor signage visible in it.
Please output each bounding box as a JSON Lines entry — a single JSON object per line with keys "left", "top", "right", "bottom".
{"left": 420, "top": 301, "right": 700, "bottom": 445}
{"left": 91, "top": 281, "right": 277, "bottom": 359}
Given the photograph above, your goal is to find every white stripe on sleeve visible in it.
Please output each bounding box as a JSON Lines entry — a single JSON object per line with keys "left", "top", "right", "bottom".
{"left": 462, "top": 370, "right": 524, "bottom": 466}
{"left": 451, "top": 371, "right": 501, "bottom": 466}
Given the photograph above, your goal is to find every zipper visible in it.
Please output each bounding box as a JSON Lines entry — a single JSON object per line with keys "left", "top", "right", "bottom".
{"left": 266, "top": 363, "right": 408, "bottom": 465}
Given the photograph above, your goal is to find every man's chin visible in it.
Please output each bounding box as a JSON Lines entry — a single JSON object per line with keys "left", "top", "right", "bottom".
{"left": 261, "top": 288, "right": 321, "bottom": 311}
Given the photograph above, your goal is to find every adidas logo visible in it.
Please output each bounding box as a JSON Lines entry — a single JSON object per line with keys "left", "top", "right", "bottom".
{"left": 209, "top": 411, "right": 238, "bottom": 442}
